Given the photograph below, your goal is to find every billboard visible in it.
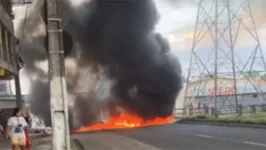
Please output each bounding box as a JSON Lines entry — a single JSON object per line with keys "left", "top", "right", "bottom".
{"left": 186, "top": 80, "right": 266, "bottom": 96}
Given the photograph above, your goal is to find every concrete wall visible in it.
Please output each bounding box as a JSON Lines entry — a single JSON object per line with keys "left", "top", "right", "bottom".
{"left": 175, "top": 84, "right": 186, "bottom": 109}
{"left": 0, "top": 100, "right": 17, "bottom": 109}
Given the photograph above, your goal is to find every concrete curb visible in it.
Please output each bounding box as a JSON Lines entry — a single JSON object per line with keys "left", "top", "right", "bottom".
{"left": 176, "top": 119, "right": 266, "bottom": 129}
{"left": 72, "top": 138, "right": 85, "bottom": 150}
{"left": 32, "top": 136, "right": 80, "bottom": 150}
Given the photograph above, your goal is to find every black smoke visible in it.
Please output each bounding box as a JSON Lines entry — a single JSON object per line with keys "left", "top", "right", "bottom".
{"left": 18, "top": 0, "right": 183, "bottom": 128}
{"left": 74, "top": 0, "right": 183, "bottom": 119}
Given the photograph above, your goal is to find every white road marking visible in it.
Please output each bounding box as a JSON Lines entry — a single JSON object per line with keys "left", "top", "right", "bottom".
{"left": 195, "top": 134, "right": 214, "bottom": 139}
{"left": 244, "top": 141, "right": 266, "bottom": 147}
{"left": 194, "top": 133, "right": 266, "bottom": 147}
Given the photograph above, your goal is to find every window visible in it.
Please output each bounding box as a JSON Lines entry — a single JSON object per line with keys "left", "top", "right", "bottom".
{"left": 5, "top": 29, "right": 9, "bottom": 63}
{"left": 7, "top": 31, "right": 14, "bottom": 66}
{"left": 0, "top": 23, "right": 14, "bottom": 66}
{"left": 0, "top": 23, "right": 3, "bottom": 58}
{"left": 0, "top": 22, "right": 15, "bottom": 69}
{"left": 0, "top": 82, "right": 8, "bottom": 95}
{"left": 1, "top": 25, "right": 8, "bottom": 63}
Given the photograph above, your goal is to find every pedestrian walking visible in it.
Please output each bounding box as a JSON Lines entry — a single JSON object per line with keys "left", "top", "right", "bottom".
{"left": 6, "top": 107, "right": 28, "bottom": 150}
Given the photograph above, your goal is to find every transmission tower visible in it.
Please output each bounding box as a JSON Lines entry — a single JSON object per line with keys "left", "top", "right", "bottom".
{"left": 183, "top": 0, "right": 266, "bottom": 114}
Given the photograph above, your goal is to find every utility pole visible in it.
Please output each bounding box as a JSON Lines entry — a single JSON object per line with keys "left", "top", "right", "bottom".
{"left": 45, "top": 0, "right": 71, "bottom": 150}
{"left": 15, "top": 38, "right": 22, "bottom": 109}
{"left": 14, "top": 72, "right": 22, "bottom": 108}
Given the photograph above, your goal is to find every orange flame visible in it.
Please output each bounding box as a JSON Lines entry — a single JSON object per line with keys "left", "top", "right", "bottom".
{"left": 75, "top": 113, "right": 175, "bottom": 132}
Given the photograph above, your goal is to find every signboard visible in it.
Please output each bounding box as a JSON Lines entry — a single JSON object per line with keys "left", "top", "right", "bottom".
{"left": 186, "top": 85, "right": 266, "bottom": 96}
{"left": 0, "top": 67, "right": 5, "bottom": 76}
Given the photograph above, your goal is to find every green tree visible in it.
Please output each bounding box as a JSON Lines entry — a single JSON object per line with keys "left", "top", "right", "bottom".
{"left": 261, "top": 73, "right": 266, "bottom": 81}
{"left": 244, "top": 71, "right": 260, "bottom": 78}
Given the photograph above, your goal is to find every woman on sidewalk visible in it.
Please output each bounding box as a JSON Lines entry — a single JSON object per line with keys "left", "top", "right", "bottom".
{"left": 6, "top": 107, "right": 28, "bottom": 150}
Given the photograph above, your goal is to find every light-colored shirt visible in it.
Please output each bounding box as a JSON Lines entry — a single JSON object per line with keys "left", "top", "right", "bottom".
{"left": 7, "top": 116, "right": 28, "bottom": 137}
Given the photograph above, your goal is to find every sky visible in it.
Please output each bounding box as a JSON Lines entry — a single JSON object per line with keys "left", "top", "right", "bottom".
{"left": 10, "top": 0, "right": 266, "bottom": 95}
{"left": 154, "top": 0, "right": 266, "bottom": 77}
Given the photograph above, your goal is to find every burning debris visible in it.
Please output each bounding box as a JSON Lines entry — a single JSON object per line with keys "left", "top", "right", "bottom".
{"left": 76, "top": 113, "right": 175, "bottom": 132}
{"left": 17, "top": 0, "right": 183, "bottom": 131}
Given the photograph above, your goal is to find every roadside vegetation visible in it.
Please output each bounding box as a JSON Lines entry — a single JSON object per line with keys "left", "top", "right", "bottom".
{"left": 176, "top": 112, "right": 266, "bottom": 125}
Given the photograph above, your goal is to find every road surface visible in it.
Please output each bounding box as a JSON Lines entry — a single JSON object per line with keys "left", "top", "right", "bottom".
{"left": 73, "top": 123, "right": 266, "bottom": 150}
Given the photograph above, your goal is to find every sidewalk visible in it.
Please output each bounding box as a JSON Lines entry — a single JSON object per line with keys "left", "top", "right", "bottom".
{"left": 72, "top": 132, "right": 162, "bottom": 150}
{"left": 0, "top": 136, "right": 78, "bottom": 150}
{"left": 33, "top": 136, "right": 78, "bottom": 150}
{"left": 33, "top": 136, "right": 52, "bottom": 150}
{"left": 0, "top": 139, "right": 10, "bottom": 150}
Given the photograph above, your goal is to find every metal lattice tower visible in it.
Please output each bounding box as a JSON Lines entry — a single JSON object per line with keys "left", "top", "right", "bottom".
{"left": 183, "top": 0, "right": 266, "bottom": 113}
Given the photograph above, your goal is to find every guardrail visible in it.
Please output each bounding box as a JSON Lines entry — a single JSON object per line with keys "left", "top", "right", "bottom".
{"left": 175, "top": 104, "right": 266, "bottom": 117}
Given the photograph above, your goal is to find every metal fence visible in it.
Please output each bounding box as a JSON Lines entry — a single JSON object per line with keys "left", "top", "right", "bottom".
{"left": 175, "top": 104, "right": 266, "bottom": 117}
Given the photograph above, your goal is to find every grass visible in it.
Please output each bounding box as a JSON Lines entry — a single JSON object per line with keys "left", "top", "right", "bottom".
{"left": 176, "top": 112, "right": 266, "bottom": 125}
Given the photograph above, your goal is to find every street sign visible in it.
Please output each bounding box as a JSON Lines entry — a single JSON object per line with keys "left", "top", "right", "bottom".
{"left": 0, "top": 68, "right": 5, "bottom": 76}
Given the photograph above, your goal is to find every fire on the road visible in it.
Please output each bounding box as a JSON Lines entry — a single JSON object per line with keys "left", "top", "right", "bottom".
{"left": 75, "top": 112, "right": 175, "bottom": 132}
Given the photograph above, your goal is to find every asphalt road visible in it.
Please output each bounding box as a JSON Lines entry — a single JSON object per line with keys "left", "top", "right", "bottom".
{"left": 73, "top": 123, "right": 266, "bottom": 150}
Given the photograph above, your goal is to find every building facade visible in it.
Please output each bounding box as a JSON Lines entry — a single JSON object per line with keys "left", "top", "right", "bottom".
{"left": 0, "top": 1, "right": 22, "bottom": 112}
{"left": 0, "top": 1, "right": 17, "bottom": 79}
{"left": 175, "top": 77, "right": 266, "bottom": 110}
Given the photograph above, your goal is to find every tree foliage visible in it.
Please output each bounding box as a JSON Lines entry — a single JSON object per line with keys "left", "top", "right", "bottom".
{"left": 244, "top": 71, "right": 261, "bottom": 78}
{"left": 261, "top": 73, "right": 266, "bottom": 81}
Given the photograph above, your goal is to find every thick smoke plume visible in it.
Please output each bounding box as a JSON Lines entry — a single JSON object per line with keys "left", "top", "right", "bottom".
{"left": 17, "top": 0, "right": 183, "bottom": 128}
{"left": 75, "top": 0, "right": 182, "bottom": 119}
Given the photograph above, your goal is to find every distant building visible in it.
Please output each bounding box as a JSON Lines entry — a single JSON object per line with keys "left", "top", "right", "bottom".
{"left": 176, "top": 76, "right": 266, "bottom": 109}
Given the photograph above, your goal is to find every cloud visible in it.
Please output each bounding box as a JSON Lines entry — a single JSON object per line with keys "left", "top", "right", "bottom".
{"left": 159, "top": 0, "right": 266, "bottom": 52}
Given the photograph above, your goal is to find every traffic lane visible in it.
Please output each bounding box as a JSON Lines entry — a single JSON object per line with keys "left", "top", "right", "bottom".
{"left": 169, "top": 123, "right": 266, "bottom": 144}
{"left": 116, "top": 125, "right": 266, "bottom": 150}
{"left": 73, "top": 130, "right": 254, "bottom": 150}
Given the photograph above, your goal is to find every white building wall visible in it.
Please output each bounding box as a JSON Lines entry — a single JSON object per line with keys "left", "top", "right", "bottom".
{"left": 176, "top": 77, "right": 266, "bottom": 109}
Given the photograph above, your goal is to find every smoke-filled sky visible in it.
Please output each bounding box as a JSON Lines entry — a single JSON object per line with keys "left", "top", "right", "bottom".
{"left": 11, "top": 0, "right": 266, "bottom": 95}
{"left": 10, "top": 0, "right": 184, "bottom": 127}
